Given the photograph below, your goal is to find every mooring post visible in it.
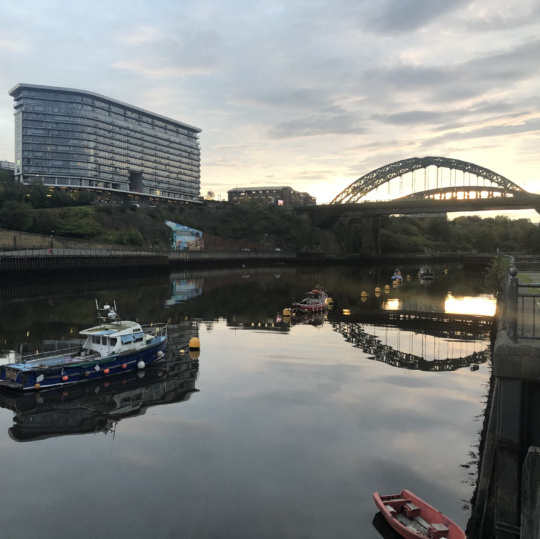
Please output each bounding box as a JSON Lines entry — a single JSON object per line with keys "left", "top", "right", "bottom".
{"left": 506, "top": 265, "right": 518, "bottom": 342}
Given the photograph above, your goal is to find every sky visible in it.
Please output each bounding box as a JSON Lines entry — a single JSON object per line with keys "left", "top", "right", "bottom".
{"left": 0, "top": 0, "right": 539, "bottom": 209}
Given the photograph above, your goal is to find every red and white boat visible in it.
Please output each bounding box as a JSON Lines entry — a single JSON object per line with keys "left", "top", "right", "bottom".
{"left": 373, "top": 490, "right": 465, "bottom": 539}
{"left": 291, "top": 288, "right": 329, "bottom": 314}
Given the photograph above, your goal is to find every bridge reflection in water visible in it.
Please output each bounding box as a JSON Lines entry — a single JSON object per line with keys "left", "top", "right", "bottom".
{"left": 328, "top": 292, "right": 495, "bottom": 372}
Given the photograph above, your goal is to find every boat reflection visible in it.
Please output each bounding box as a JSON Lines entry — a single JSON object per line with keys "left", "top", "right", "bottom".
{"left": 0, "top": 351, "right": 199, "bottom": 442}
{"left": 289, "top": 310, "right": 326, "bottom": 327}
{"left": 372, "top": 511, "right": 402, "bottom": 538}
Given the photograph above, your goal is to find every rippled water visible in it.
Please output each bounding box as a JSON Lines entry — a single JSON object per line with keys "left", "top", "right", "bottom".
{"left": 0, "top": 264, "right": 492, "bottom": 538}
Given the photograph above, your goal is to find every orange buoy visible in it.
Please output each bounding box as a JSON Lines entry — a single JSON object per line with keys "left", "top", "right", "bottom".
{"left": 103, "top": 368, "right": 110, "bottom": 374}
{"left": 34, "top": 383, "right": 41, "bottom": 390}
{"left": 62, "top": 375, "right": 68, "bottom": 381}
{"left": 121, "top": 363, "right": 127, "bottom": 369}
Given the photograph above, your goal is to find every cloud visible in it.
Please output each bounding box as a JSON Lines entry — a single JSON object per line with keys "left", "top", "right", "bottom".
{"left": 369, "top": 0, "right": 471, "bottom": 34}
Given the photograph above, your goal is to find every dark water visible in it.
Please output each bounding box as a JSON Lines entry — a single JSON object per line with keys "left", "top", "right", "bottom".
{"left": 0, "top": 265, "right": 491, "bottom": 538}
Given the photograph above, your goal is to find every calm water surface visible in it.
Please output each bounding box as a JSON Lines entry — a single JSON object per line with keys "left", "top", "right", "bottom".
{"left": 0, "top": 265, "right": 492, "bottom": 538}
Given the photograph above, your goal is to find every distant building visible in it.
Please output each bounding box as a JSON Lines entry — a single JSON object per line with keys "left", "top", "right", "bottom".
{"left": 228, "top": 186, "right": 316, "bottom": 206}
{"left": 0, "top": 160, "right": 14, "bottom": 171}
{"left": 9, "top": 83, "right": 201, "bottom": 203}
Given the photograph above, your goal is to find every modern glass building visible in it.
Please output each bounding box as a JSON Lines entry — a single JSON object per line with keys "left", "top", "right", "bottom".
{"left": 9, "top": 83, "right": 201, "bottom": 203}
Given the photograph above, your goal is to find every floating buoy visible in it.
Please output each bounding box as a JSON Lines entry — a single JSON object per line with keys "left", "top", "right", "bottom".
{"left": 283, "top": 308, "right": 291, "bottom": 317}
{"left": 179, "top": 349, "right": 185, "bottom": 355}
{"left": 189, "top": 337, "right": 201, "bottom": 351}
{"left": 137, "top": 360, "right": 145, "bottom": 369}
{"left": 157, "top": 351, "right": 164, "bottom": 358}
{"left": 384, "top": 285, "right": 390, "bottom": 293}
{"left": 103, "top": 368, "right": 110, "bottom": 374}
{"left": 121, "top": 363, "right": 127, "bottom": 369}
{"left": 327, "top": 297, "right": 334, "bottom": 305}
{"left": 34, "top": 383, "right": 40, "bottom": 390}
{"left": 62, "top": 375, "right": 68, "bottom": 381}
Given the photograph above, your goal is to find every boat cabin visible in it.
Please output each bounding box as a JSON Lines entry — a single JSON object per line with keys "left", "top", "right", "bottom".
{"left": 80, "top": 320, "right": 150, "bottom": 357}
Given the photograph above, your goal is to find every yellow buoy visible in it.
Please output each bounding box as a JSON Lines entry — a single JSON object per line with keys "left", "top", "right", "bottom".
{"left": 327, "top": 297, "right": 334, "bottom": 304}
{"left": 384, "top": 284, "right": 390, "bottom": 293}
{"left": 189, "top": 337, "right": 201, "bottom": 351}
{"left": 283, "top": 308, "right": 291, "bottom": 317}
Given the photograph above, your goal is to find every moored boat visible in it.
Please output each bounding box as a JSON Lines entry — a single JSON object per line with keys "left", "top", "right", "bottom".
{"left": 291, "top": 288, "right": 329, "bottom": 313}
{"left": 0, "top": 301, "right": 168, "bottom": 392}
{"left": 418, "top": 266, "right": 434, "bottom": 280}
{"left": 373, "top": 489, "right": 465, "bottom": 539}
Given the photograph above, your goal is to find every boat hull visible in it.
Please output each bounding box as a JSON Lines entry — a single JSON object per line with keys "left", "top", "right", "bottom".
{"left": 373, "top": 490, "right": 465, "bottom": 539}
{"left": 0, "top": 338, "right": 168, "bottom": 392}
{"left": 291, "top": 303, "right": 328, "bottom": 313}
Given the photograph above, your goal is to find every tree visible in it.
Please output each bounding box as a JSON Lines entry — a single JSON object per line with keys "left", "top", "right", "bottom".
{"left": 0, "top": 201, "right": 33, "bottom": 231}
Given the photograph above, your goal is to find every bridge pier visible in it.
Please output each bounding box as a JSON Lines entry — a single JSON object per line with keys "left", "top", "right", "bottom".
{"left": 343, "top": 214, "right": 380, "bottom": 255}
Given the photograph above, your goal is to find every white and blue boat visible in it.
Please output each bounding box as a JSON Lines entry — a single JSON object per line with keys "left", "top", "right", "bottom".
{"left": 0, "top": 301, "right": 168, "bottom": 392}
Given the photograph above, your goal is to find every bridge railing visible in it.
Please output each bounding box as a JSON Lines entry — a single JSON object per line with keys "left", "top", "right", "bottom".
{"left": 506, "top": 265, "right": 540, "bottom": 342}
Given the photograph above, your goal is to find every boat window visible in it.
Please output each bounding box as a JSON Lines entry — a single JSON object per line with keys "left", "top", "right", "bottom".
{"left": 92, "top": 336, "right": 100, "bottom": 344}
{"left": 109, "top": 337, "right": 117, "bottom": 346}
{"left": 101, "top": 336, "right": 107, "bottom": 345}
{"left": 133, "top": 331, "right": 144, "bottom": 343}
{"left": 121, "top": 334, "right": 134, "bottom": 344}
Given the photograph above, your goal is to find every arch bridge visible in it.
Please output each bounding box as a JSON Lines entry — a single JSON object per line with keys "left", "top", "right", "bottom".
{"left": 331, "top": 156, "right": 528, "bottom": 204}
{"left": 296, "top": 156, "right": 540, "bottom": 254}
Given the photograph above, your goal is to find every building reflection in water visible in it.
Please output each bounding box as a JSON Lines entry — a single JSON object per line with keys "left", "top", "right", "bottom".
{"left": 166, "top": 277, "right": 204, "bottom": 305}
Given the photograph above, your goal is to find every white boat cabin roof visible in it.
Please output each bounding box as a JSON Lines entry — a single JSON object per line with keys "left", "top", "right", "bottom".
{"left": 80, "top": 320, "right": 142, "bottom": 337}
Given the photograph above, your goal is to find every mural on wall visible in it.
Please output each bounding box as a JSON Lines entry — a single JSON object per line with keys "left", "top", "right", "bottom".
{"left": 165, "top": 221, "right": 204, "bottom": 251}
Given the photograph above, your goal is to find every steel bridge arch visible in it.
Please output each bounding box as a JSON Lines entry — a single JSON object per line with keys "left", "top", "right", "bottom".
{"left": 331, "top": 156, "right": 526, "bottom": 204}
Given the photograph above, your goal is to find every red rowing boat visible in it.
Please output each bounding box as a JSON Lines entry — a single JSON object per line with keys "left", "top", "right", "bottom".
{"left": 373, "top": 490, "right": 465, "bottom": 539}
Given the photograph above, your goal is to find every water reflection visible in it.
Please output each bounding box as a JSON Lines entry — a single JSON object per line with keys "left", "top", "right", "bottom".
{"left": 0, "top": 265, "right": 490, "bottom": 538}
{"left": 166, "top": 276, "right": 203, "bottom": 305}
{"left": 331, "top": 320, "right": 490, "bottom": 372}
{"left": 0, "top": 351, "right": 199, "bottom": 442}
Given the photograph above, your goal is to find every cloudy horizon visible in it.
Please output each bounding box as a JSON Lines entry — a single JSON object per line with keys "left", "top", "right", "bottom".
{"left": 1, "top": 0, "right": 539, "bottom": 207}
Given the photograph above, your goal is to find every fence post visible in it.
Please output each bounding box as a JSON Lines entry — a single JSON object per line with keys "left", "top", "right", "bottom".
{"left": 506, "top": 265, "right": 518, "bottom": 342}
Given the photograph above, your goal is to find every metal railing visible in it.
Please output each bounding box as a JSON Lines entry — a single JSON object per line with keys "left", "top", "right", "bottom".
{"left": 506, "top": 265, "right": 540, "bottom": 342}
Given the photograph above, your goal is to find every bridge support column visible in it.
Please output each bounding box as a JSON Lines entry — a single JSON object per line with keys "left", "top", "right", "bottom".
{"left": 360, "top": 215, "right": 380, "bottom": 255}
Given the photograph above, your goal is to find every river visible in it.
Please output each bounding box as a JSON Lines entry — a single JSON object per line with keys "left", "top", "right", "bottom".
{"left": 0, "top": 263, "right": 493, "bottom": 538}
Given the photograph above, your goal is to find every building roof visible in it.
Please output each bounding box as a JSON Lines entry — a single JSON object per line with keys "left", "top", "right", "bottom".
{"left": 228, "top": 186, "right": 294, "bottom": 192}
{"left": 9, "top": 83, "right": 201, "bottom": 133}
